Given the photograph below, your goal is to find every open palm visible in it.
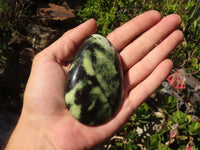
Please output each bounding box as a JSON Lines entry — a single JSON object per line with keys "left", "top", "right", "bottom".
{"left": 6, "top": 10, "right": 183, "bottom": 150}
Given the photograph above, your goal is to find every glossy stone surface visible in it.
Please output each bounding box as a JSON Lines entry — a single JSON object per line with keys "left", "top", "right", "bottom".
{"left": 65, "top": 34, "right": 124, "bottom": 126}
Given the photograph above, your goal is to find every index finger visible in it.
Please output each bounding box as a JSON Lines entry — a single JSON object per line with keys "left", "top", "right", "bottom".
{"left": 107, "top": 10, "right": 161, "bottom": 51}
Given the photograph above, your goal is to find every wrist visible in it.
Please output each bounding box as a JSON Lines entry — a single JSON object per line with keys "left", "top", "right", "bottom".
{"left": 5, "top": 114, "right": 55, "bottom": 150}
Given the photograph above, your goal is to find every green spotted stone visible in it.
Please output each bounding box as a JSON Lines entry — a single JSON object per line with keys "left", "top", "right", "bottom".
{"left": 65, "top": 34, "right": 124, "bottom": 126}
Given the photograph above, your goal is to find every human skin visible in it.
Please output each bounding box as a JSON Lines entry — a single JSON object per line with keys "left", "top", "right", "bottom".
{"left": 5, "top": 10, "right": 183, "bottom": 150}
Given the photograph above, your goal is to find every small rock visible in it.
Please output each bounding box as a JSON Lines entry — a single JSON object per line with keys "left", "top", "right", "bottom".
{"left": 27, "top": 24, "right": 60, "bottom": 51}
{"left": 36, "top": 3, "right": 76, "bottom": 28}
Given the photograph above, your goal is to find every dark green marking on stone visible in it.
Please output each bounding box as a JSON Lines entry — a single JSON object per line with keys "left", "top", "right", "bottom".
{"left": 65, "top": 34, "right": 124, "bottom": 126}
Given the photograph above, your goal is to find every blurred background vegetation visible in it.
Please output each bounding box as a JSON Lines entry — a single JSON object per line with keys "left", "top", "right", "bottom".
{"left": 77, "top": 0, "right": 200, "bottom": 80}
{"left": 0, "top": 0, "right": 200, "bottom": 149}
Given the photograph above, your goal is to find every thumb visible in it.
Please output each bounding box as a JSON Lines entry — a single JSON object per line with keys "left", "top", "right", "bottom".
{"left": 46, "top": 19, "right": 97, "bottom": 63}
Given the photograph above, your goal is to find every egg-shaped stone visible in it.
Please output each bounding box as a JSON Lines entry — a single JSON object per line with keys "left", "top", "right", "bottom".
{"left": 65, "top": 34, "right": 124, "bottom": 126}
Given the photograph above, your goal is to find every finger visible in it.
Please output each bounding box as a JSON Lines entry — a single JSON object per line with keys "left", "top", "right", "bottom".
{"left": 94, "top": 60, "right": 173, "bottom": 135}
{"left": 125, "top": 30, "right": 183, "bottom": 91}
{"left": 120, "top": 14, "right": 182, "bottom": 71}
{"left": 107, "top": 10, "right": 161, "bottom": 51}
{"left": 46, "top": 19, "right": 97, "bottom": 62}
{"left": 127, "top": 59, "right": 173, "bottom": 111}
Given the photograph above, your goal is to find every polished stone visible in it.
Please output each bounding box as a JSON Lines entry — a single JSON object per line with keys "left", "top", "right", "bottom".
{"left": 65, "top": 34, "right": 124, "bottom": 126}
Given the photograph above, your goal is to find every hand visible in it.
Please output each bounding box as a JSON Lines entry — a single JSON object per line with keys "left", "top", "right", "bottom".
{"left": 6, "top": 10, "right": 183, "bottom": 150}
